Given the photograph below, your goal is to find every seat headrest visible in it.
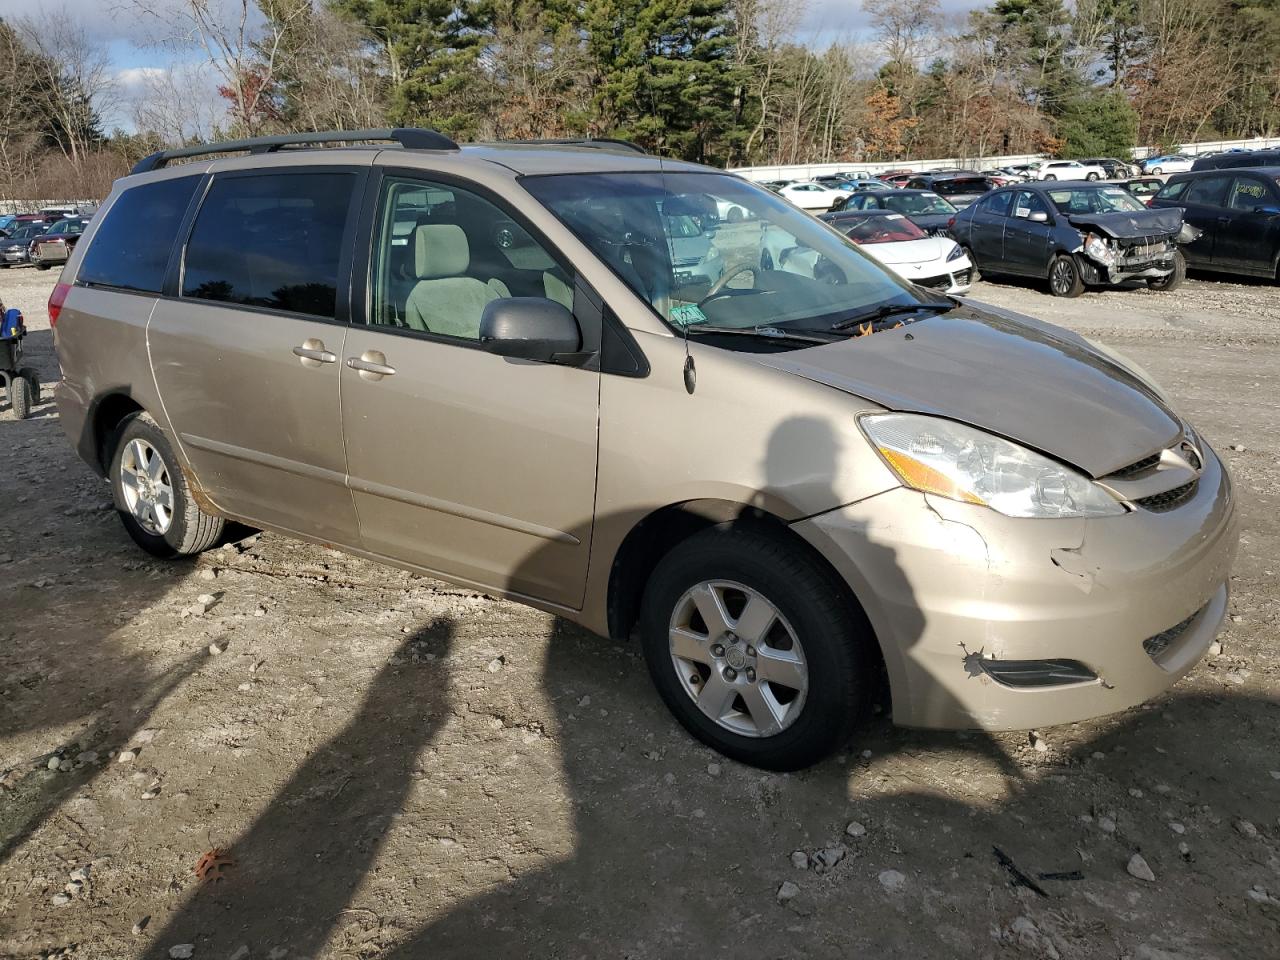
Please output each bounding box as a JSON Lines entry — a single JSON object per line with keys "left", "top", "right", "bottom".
{"left": 415, "top": 223, "right": 470, "bottom": 279}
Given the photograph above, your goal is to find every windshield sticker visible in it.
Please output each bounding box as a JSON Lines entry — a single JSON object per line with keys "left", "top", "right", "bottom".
{"left": 669, "top": 303, "right": 709, "bottom": 326}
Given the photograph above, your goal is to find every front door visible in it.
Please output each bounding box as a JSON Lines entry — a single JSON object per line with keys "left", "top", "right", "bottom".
{"left": 339, "top": 171, "right": 600, "bottom": 608}
{"left": 1004, "top": 190, "right": 1054, "bottom": 275}
{"left": 967, "top": 191, "right": 1012, "bottom": 265}
{"left": 149, "top": 167, "right": 364, "bottom": 544}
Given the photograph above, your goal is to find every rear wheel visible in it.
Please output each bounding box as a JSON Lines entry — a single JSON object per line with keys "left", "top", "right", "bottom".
{"left": 640, "top": 526, "right": 875, "bottom": 771}
{"left": 1086, "top": 172, "right": 1100, "bottom": 181}
{"left": 1148, "top": 250, "right": 1185, "bottom": 291}
{"left": 1044, "top": 174, "right": 1057, "bottom": 181}
{"left": 1151, "top": 167, "right": 1163, "bottom": 176}
{"left": 1049, "top": 254, "right": 1085, "bottom": 297}
{"left": 7, "top": 373, "right": 31, "bottom": 419}
{"left": 18, "top": 367, "right": 40, "bottom": 405}
{"left": 109, "top": 412, "right": 224, "bottom": 558}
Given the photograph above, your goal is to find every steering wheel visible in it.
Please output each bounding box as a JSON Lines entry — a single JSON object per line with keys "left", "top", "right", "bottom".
{"left": 698, "top": 262, "right": 758, "bottom": 306}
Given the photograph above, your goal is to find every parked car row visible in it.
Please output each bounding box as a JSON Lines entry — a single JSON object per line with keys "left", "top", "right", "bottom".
{"left": 0, "top": 208, "right": 92, "bottom": 269}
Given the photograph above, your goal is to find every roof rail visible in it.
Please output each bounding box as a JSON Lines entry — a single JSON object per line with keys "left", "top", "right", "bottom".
{"left": 130, "top": 128, "right": 459, "bottom": 175}
{"left": 489, "top": 137, "right": 648, "bottom": 155}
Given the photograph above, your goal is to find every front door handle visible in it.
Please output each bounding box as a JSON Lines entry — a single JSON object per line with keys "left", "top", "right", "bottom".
{"left": 293, "top": 338, "right": 337, "bottom": 367}
{"left": 347, "top": 350, "right": 396, "bottom": 380}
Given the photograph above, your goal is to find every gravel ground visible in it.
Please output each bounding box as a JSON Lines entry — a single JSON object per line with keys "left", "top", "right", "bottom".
{"left": 1, "top": 265, "right": 1277, "bottom": 960}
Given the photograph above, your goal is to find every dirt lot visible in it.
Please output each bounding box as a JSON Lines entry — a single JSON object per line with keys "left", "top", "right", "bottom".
{"left": 1, "top": 265, "right": 1277, "bottom": 960}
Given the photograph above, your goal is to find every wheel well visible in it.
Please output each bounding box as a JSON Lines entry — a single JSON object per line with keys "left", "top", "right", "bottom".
{"left": 91, "top": 393, "right": 145, "bottom": 473}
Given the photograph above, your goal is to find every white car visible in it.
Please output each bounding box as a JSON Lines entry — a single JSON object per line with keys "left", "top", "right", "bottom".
{"left": 1035, "top": 160, "right": 1106, "bottom": 181}
{"left": 1141, "top": 154, "right": 1195, "bottom": 175}
{"left": 777, "top": 180, "right": 848, "bottom": 212}
{"left": 820, "top": 210, "right": 973, "bottom": 294}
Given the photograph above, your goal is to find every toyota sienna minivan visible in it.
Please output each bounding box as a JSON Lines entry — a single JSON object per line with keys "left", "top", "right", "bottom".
{"left": 51, "top": 129, "right": 1237, "bottom": 770}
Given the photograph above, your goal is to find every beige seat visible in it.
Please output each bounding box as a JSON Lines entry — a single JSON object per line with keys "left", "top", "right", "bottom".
{"left": 406, "top": 224, "right": 510, "bottom": 338}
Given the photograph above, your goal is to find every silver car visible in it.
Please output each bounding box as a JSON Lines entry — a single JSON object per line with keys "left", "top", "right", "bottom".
{"left": 51, "top": 129, "right": 1237, "bottom": 769}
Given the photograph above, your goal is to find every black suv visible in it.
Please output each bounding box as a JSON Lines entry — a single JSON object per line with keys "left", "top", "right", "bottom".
{"left": 1151, "top": 167, "right": 1280, "bottom": 278}
{"left": 1190, "top": 150, "right": 1280, "bottom": 172}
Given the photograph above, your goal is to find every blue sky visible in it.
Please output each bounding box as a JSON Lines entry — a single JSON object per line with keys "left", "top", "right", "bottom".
{"left": 0, "top": 0, "right": 987, "bottom": 133}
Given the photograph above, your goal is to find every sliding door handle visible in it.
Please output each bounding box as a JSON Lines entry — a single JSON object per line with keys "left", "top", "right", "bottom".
{"left": 347, "top": 351, "right": 396, "bottom": 380}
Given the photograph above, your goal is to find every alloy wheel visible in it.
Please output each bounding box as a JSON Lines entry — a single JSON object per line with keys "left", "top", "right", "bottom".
{"left": 1051, "top": 258, "right": 1076, "bottom": 295}
{"left": 119, "top": 438, "right": 175, "bottom": 535}
{"left": 668, "top": 580, "right": 808, "bottom": 738}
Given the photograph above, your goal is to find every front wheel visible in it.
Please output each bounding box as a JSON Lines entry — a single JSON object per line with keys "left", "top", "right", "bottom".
{"left": 109, "top": 412, "right": 225, "bottom": 558}
{"left": 1148, "top": 250, "right": 1186, "bottom": 291}
{"left": 640, "top": 526, "right": 875, "bottom": 771}
{"left": 1049, "top": 253, "right": 1085, "bottom": 297}
{"left": 959, "top": 245, "right": 981, "bottom": 283}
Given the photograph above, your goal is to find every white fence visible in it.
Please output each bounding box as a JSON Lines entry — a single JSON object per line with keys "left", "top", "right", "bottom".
{"left": 0, "top": 198, "right": 98, "bottom": 215}
{"left": 731, "top": 136, "right": 1280, "bottom": 182}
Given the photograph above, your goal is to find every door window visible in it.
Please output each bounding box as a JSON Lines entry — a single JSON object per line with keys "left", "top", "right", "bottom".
{"left": 1228, "top": 177, "right": 1273, "bottom": 211}
{"left": 1012, "top": 191, "right": 1050, "bottom": 219}
{"left": 1183, "top": 176, "right": 1230, "bottom": 208}
{"left": 182, "top": 172, "right": 356, "bottom": 319}
{"left": 370, "top": 176, "right": 569, "bottom": 340}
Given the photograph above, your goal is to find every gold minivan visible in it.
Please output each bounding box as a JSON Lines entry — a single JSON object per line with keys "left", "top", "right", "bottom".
{"left": 52, "top": 130, "right": 1237, "bottom": 769}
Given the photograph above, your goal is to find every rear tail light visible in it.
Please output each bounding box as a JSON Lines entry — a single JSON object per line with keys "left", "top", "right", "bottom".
{"left": 48, "top": 282, "right": 71, "bottom": 326}
{"left": 947, "top": 217, "right": 956, "bottom": 228}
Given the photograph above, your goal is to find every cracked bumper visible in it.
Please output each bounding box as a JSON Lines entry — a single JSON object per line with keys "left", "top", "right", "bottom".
{"left": 792, "top": 448, "right": 1237, "bottom": 730}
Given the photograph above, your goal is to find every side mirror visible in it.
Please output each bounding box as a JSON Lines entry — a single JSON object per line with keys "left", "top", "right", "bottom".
{"left": 479, "top": 297, "right": 583, "bottom": 363}
{"left": 1028, "top": 210, "right": 1049, "bottom": 223}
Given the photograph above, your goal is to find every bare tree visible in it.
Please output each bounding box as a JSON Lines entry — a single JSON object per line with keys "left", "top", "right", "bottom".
{"left": 743, "top": 0, "right": 807, "bottom": 159}
{"left": 14, "top": 16, "right": 115, "bottom": 166}
{"left": 130, "top": 63, "right": 220, "bottom": 145}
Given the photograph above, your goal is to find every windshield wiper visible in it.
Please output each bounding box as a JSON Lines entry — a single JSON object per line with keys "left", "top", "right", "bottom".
{"left": 682, "top": 324, "right": 836, "bottom": 345}
{"left": 830, "top": 300, "right": 954, "bottom": 331}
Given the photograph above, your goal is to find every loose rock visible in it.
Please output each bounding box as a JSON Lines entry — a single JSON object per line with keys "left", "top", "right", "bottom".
{"left": 1030, "top": 731, "right": 1048, "bottom": 753}
{"left": 707, "top": 763, "right": 721, "bottom": 777}
{"left": 790, "top": 850, "right": 809, "bottom": 870}
{"left": 816, "top": 845, "right": 847, "bottom": 869}
{"left": 776, "top": 880, "right": 800, "bottom": 902}
{"left": 209, "top": 640, "right": 228, "bottom": 655}
{"left": 1235, "top": 819, "right": 1259, "bottom": 838}
{"left": 169, "top": 946, "right": 196, "bottom": 959}
{"left": 132, "top": 916, "right": 150, "bottom": 935}
{"left": 846, "top": 820, "right": 867, "bottom": 838}
{"left": 878, "top": 869, "right": 906, "bottom": 892}
{"left": 118, "top": 749, "right": 138, "bottom": 764}
{"left": 1127, "top": 852, "right": 1156, "bottom": 882}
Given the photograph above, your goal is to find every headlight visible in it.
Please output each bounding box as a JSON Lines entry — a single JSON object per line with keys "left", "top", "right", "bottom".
{"left": 946, "top": 242, "right": 966, "bottom": 262}
{"left": 1083, "top": 233, "right": 1117, "bottom": 266}
{"left": 861, "top": 413, "right": 1126, "bottom": 518}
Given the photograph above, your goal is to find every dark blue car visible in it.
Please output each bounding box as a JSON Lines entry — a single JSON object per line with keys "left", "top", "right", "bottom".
{"left": 948, "top": 182, "right": 1192, "bottom": 297}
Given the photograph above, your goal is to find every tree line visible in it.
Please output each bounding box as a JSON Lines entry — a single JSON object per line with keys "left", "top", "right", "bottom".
{"left": 2, "top": 0, "right": 1279, "bottom": 200}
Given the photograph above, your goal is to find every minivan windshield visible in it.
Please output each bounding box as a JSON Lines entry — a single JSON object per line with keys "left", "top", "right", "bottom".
{"left": 523, "top": 171, "right": 935, "bottom": 335}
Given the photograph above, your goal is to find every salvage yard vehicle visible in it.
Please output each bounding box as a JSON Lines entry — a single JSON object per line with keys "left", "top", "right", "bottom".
{"left": 901, "top": 173, "right": 997, "bottom": 209}
{"left": 1151, "top": 167, "right": 1280, "bottom": 279}
{"left": 776, "top": 179, "right": 848, "bottom": 211}
{"left": 830, "top": 188, "right": 960, "bottom": 236}
{"left": 1189, "top": 149, "right": 1280, "bottom": 171}
{"left": 0, "top": 220, "right": 50, "bottom": 267}
{"left": 29, "top": 216, "right": 87, "bottom": 270}
{"left": 1140, "top": 154, "right": 1195, "bottom": 175}
{"left": 949, "top": 182, "right": 1195, "bottom": 296}
{"left": 1034, "top": 160, "right": 1106, "bottom": 181}
{"left": 1123, "top": 177, "right": 1165, "bottom": 204}
{"left": 820, "top": 209, "right": 972, "bottom": 293}
{"left": 53, "top": 129, "right": 1237, "bottom": 771}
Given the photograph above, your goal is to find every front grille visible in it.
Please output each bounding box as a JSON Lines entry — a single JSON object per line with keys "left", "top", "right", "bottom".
{"left": 1119, "top": 236, "right": 1173, "bottom": 260}
{"left": 1135, "top": 480, "right": 1198, "bottom": 512}
{"left": 1143, "top": 607, "right": 1202, "bottom": 660}
{"left": 952, "top": 269, "right": 971, "bottom": 286}
{"left": 918, "top": 274, "right": 951, "bottom": 290}
{"left": 1107, "top": 452, "right": 1161, "bottom": 480}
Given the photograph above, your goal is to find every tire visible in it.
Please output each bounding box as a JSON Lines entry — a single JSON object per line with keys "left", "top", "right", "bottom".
{"left": 1048, "top": 253, "right": 1085, "bottom": 297}
{"left": 108, "top": 412, "right": 224, "bottom": 558}
{"left": 959, "top": 245, "right": 981, "bottom": 283}
{"left": 1044, "top": 174, "right": 1057, "bottom": 181}
{"left": 18, "top": 367, "right": 40, "bottom": 405}
{"left": 7, "top": 373, "right": 31, "bottom": 419}
{"left": 1151, "top": 167, "right": 1163, "bottom": 176}
{"left": 639, "top": 525, "right": 876, "bottom": 771}
{"left": 1148, "top": 250, "right": 1186, "bottom": 291}
{"left": 1086, "top": 172, "right": 1100, "bottom": 181}
{"left": 35, "top": 264, "right": 50, "bottom": 271}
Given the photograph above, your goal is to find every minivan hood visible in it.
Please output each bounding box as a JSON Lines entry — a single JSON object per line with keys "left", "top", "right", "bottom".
{"left": 1065, "top": 208, "right": 1182, "bottom": 239}
{"left": 759, "top": 302, "right": 1180, "bottom": 478}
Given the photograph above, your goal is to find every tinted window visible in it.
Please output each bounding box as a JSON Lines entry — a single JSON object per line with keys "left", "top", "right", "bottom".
{"left": 78, "top": 177, "right": 200, "bottom": 293}
{"left": 1183, "top": 176, "right": 1230, "bottom": 207}
{"left": 1013, "top": 191, "right": 1050, "bottom": 218}
{"left": 182, "top": 172, "right": 355, "bottom": 319}
{"left": 1155, "top": 180, "right": 1188, "bottom": 200}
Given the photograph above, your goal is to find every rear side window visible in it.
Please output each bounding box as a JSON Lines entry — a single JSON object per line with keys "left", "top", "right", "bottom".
{"left": 182, "top": 172, "right": 355, "bottom": 319}
{"left": 77, "top": 176, "right": 200, "bottom": 293}
{"left": 978, "top": 191, "right": 1014, "bottom": 216}
{"left": 1183, "top": 176, "right": 1230, "bottom": 207}
{"left": 1155, "top": 180, "right": 1187, "bottom": 200}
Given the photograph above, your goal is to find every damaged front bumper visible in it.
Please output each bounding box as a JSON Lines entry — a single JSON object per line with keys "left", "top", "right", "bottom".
{"left": 1078, "top": 233, "right": 1180, "bottom": 285}
{"left": 792, "top": 445, "right": 1237, "bottom": 730}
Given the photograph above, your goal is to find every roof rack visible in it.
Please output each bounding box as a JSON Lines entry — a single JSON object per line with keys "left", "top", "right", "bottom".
{"left": 489, "top": 137, "right": 648, "bottom": 155}
{"left": 130, "top": 127, "right": 459, "bottom": 175}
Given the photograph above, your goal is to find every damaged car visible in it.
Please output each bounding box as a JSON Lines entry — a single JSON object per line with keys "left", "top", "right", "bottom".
{"left": 54, "top": 130, "right": 1236, "bottom": 771}
{"left": 949, "top": 182, "right": 1198, "bottom": 297}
